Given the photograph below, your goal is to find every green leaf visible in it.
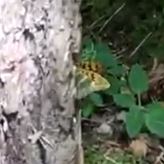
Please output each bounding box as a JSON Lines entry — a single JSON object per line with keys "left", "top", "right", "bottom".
{"left": 113, "top": 93, "right": 136, "bottom": 108}
{"left": 108, "top": 64, "right": 127, "bottom": 76}
{"left": 126, "top": 106, "right": 144, "bottom": 138}
{"left": 146, "top": 102, "right": 163, "bottom": 110}
{"left": 94, "top": 42, "right": 118, "bottom": 68}
{"left": 89, "top": 93, "right": 103, "bottom": 106}
{"left": 128, "top": 64, "right": 149, "bottom": 94}
{"left": 82, "top": 103, "right": 95, "bottom": 118}
{"left": 145, "top": 106, "right": 164, "bottom": 137}
{"left": 104, "top": 76, "right": 121, "bottom": 95}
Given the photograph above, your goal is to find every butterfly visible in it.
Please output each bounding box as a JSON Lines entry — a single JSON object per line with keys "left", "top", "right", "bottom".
{"left": 76, "top": 61, "right": 104, "bottom": 75}
{"left": 74, "top": 61, "right": 110, "bottom": 99}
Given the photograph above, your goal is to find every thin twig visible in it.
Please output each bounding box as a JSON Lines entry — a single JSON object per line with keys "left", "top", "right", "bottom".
{"left": 151, "top": 57, "right": 158, "bottom": 71}
{"left": 104, "top": 155, "right": 119, "bottom": 164}
{"left": 88, "top": 14, "right": 107, "bottom": 29}
{"left": 130, "top": 32, "right": 152, "bottom": 57}
{"left": 99, "top": 3, "right": 126, "bottom": 33}
{"left": 155, "top": 146, "right": 164, "bottom": 164}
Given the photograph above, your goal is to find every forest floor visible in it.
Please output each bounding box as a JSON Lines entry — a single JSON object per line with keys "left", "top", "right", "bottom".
{"left": 81, "top": 2, "right": 164, "bottom": 163}
{"left": 83, "top": 108, "right": 164, "bottom": 164}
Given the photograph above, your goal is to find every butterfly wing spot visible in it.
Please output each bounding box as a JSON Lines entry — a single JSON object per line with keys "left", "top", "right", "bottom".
{"left": 92, "top": 62, "right": 103, "bottom": 74}
{"left": 76, "top": 61, "right": 104, "bottom": 75}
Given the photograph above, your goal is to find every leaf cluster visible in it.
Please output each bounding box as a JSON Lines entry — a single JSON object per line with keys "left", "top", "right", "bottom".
{"left": 80, "top": 39, "right": 164, "bottom": 138}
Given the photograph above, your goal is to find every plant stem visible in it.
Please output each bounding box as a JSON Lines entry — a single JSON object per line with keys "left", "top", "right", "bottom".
{"left": 137, "top": 93, "right": 141, "bottom": 106}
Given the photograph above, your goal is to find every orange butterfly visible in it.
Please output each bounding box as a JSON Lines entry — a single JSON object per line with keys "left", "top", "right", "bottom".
{"left": 75, "top": 61, "right": 110, "bottom": 99}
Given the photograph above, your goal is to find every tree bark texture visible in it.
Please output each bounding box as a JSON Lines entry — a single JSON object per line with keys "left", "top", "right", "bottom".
{"left": 0, "top": 0, "right": 81, "bottom": 164}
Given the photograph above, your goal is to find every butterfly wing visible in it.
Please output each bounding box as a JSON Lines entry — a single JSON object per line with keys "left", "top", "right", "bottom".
{"left": 75, "top": 68, "right": 110, "bottom": 99}
{"left": 76, "top": 61, "right": 104, "bottom": 75}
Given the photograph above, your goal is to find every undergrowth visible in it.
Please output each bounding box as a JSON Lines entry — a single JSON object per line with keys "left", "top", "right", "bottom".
{"left": 81, "top": 0, "right": 164, "bottom": 163}
{"left": 85, "top": 145, "right": 147, "bottom": 164}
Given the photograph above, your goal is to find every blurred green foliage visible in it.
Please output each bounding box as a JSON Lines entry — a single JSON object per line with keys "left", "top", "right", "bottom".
{"left": 81, "top": 0, "right": 164, "bottom": 63}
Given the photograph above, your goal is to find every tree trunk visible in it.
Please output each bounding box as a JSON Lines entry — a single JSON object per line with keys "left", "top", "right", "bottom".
{"left": 0, "top": 0, "right": 82, "bottom": 164}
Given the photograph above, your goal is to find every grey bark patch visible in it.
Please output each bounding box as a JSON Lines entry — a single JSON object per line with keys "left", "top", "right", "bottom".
{"left": 0, "top": 0, "right": 82, "bottom": 164}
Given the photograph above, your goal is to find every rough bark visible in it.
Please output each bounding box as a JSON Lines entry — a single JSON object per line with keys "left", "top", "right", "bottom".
{"left": 0, "top": 0, "right": 81, "bottom": 164}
